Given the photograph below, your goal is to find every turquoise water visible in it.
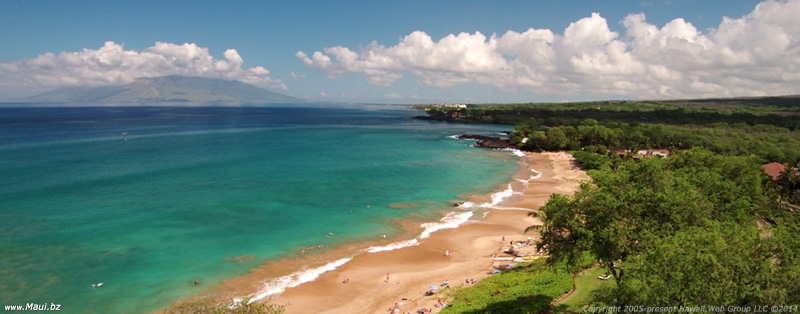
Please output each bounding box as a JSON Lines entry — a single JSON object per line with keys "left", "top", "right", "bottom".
{"left": 0, "top": 105, "right": 517, "bottom": 313}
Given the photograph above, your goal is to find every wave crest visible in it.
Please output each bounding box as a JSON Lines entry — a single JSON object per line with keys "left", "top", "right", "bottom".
{"left": 250, "top": 149, "right": 537, "bottom": 300}
{"left": 250, "top": 257, "right": 353, "bottom": 302}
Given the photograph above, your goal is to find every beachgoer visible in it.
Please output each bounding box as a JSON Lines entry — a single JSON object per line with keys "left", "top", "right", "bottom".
{"left": 386, "top": 273, "right": 390, "bottom": 282}
{"left": 194, "top": 280, "right": 199, "bottom": 285}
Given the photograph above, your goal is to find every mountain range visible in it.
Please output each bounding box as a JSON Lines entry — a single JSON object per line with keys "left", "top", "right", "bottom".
{"left": 22, "top": 76, "right": 302, "bottom": 104}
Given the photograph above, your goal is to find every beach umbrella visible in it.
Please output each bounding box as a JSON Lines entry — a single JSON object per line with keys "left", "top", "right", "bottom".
{"left": 429, "top": 285, "right": 440, "bottom": 291}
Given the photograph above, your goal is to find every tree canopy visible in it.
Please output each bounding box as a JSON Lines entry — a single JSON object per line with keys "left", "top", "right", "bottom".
{"left": 418, "top": 96, "right": 800, "bottom": 308}
{"left": 534, "top": 149, "right": 799, "bottom": 306}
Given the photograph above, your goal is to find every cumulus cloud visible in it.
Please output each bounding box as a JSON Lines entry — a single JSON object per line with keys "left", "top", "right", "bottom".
{"left": 289, "top": 72, "right": 306, "bottom": 79}
{"left": 297, "top": 0, "right": 800, "bottom": 99}
{"left": 0, "top": 41, "right": 286, "bottom": 90}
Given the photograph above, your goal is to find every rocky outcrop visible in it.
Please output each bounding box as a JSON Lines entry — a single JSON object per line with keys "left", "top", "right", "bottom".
{"left": 457, "top": 134, "right": 515, "bottom": 149}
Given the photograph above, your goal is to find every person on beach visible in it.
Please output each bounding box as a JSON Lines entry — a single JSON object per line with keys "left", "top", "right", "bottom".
{"left": 386, "top": 273, "right": 390, "bottom": 282}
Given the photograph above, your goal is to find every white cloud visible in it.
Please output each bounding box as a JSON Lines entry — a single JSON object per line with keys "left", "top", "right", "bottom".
{"left": 0, "top": 41, "right": 286, "bottom": 91}
{"left": 297, "top": 0, "right": 800, "bottom": 99}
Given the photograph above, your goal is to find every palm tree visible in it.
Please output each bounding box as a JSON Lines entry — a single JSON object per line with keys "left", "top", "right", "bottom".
{"left": 779, "top": 164, "right": 800, "bottom": 204}
{"left": 779, "top": 164, "right": 800, "bottom": 191}
{"left": 525, "top": 210, "right": 545, "bottom": 234}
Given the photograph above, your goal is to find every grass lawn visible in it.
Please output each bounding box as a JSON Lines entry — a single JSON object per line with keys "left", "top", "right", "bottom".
{"left": 438, "top": 253, "right": 598, "bottom": 314}
{"left": 550, "top": 266, "right": 613, "bottom": 313}
{"left": 439, "top": 260, "right": 575, "bottom": 314}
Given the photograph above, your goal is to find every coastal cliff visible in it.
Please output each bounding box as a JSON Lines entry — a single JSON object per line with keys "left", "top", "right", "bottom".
{"left": 456, "top": 134, "right": 514, "bottom": 149}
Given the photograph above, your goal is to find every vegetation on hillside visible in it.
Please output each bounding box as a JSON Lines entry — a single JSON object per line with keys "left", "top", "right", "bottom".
{"left": 418, "top": 96, "right": 800, "bottom": 310}
{"left": 535, "top": 149, "right": 799, "bottom": 305}
{"left": 440, "top": 255, "right": 595, "bottom": 314}
{"left": 511, "top": 118, "right": 800, "bottom": 164}
{"left": 416, "top": 96, "right": 800, "bottom": 130}
{"left": 161, "top": 297, "right": 285, "bottom": 314}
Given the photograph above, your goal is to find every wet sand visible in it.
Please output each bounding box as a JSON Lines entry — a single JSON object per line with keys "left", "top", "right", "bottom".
{"left": 180, "top": 152, "right": 589, "bottom": 314}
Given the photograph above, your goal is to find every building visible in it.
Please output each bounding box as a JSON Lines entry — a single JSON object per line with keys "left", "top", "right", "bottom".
{"left": 762, "top": 162, "right": 800, "bottom": 181}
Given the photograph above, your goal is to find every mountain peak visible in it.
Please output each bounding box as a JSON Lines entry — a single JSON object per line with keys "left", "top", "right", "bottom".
{"left": 26, "top": 76, "right": 302, "bottom": 104}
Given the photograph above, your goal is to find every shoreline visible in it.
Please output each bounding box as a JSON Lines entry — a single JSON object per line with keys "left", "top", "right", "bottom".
{"left": 172, "top": 151, "right": 589, "bottom": 313}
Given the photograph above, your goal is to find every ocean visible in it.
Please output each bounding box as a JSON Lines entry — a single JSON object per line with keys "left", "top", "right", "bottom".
{"left": 0, "top": 105, "right": 519, "bottom": 313}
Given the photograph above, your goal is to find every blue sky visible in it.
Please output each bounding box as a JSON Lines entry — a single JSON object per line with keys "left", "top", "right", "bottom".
{"left": 1, "top": 0, "right": 796, "bottom": 103}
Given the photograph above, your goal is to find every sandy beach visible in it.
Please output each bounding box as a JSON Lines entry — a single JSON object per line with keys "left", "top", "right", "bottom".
{"left": 187, "top": 151, "right": 589, "bottom": 313}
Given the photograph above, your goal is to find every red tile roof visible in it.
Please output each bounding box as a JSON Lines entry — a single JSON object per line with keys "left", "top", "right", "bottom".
{"left": 762, "top": 162, "right": 800, "bottom": 181}
{"left": 763, "top": 162, "right": 785, "bottom": 180}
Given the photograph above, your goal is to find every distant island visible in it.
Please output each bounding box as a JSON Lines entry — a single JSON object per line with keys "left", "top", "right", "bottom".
{"left": 12, "top": 75, "right": 303, "bottom": 105}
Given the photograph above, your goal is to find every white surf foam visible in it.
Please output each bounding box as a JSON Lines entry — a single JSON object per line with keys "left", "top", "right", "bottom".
{"left": 249, "top": 210, "right": 478, "bottom": 300}
{"left": 365, "top": 210, "right": 475, "bottom": 254}
{"left": 455, "top": 201, "right": 476, "bottom": 209}
{"left": 250, "top": 257, "right": 353, "bottom": 302}
{"left": 499, "top": 148, "right": 526, "bottom": 157}
{"left": 365, "top": 238, "right": 420, "bottom": 253}
{"left": 529, "top": 169, "right": 542, "bottom": 180}
{"left": 483, "top": 183, "right": 517, "bottom": 207}
{"left": 481, "top": 150, "right": 543, "bottom": 207}
{"left": 250, "top": 148, "right": 539, "bottom": 301}
{"left": 419, "top": 211, "right": 473, "bottom": 239}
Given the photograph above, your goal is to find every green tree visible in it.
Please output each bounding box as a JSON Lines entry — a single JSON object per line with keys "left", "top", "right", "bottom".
{"left": 530, "top": 149, "right": 797, "bottom": 305}
{"left": 779, "top": 164, "right": 800, "bottom": 191}
{"left": 545, "top": 127, "right": 569, "bottom": 150}
{"left": 162, "top": 297, "right": 285, "bottom": 314}
{"left": 593, "top": 223, "right": 781, "bottom": 306}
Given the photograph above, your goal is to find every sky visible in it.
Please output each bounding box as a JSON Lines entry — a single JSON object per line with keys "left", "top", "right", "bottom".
{"left": 0, "top": 0, "right": 797, "bottom": 104}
